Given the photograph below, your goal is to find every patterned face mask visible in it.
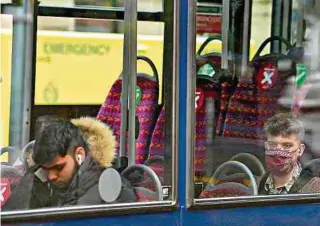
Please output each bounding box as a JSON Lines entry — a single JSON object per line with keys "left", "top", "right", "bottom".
{"left": 265, "top": 148, "right": 298, "bottom": 176}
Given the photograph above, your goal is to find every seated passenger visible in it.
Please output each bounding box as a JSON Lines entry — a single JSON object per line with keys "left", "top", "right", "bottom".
{"left": 14, "top": 117, "right": 136, "bottom": 209}
{"left": 259, "top": 113, "right": 320, "bottom": 195}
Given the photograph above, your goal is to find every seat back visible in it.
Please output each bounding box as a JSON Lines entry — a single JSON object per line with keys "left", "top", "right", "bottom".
{"left": 148, "top": 60, "right": 222, "bottom": 179}
{"left": 134, "top": 187, "right": 158, "bottom": 202}
{"left": 1, "top": 165, "right": 23, "bottom": 208}
{"left": 195, "top": 71, "right": 221, "bottom": 175}
{"left": 121, "top": 164, "right": 163, "bottom": 202}
{"left": 97, "top": 56, "right": 160, "bottom": 164}
{"left": 148, "top": 39, "right": 232, "bottom": 179}
{"left": 222, "top": 36, "right": 302, "bottom": 141}
{"left": 229, "top": 152, "right": 265, "bottom": 176}
{"left": 197, "top": 36, "right": 238, "bottom": 137}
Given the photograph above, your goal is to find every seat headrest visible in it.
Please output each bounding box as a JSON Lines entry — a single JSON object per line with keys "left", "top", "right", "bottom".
{"left": 303, "top": 158, "right": 320, "bottom": 177}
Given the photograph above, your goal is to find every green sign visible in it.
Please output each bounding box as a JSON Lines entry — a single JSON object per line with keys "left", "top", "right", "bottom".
{"left": 135, "top": 86, "right": 142, "bottom": 105}
{"left": 120, "top": 85, "right": 142, "bottom": 107}
{"left": 296, "top": 64, "right": 309, "bottom": 87}
{"left": 197, "top": 4, "right": 222, "bottom": 14}
{"left": 198, "top": 64, "right": 215, "bottom": 77}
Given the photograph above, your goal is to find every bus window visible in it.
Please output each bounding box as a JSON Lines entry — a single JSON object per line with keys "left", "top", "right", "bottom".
{"left": 251, "top": 0, "right": 272, "bottom": 57}
{"left": 1, "top": 0, "right": 176, "bottom": 216}
{"left": 0, "top": 13, "right": 13, "bottom": 161}
{"left": 191, "top": 0, "right": 320, "bottom": 202}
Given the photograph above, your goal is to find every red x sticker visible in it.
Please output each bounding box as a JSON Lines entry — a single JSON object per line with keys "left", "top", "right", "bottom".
{"left": 256, "top": 63, "right": 279, "bottom": 89}
{"left": 0, "top": 178, "right": 11, "bottom": 207}
{"left": 195, "top": 88, "right": 204, "bottom": 111}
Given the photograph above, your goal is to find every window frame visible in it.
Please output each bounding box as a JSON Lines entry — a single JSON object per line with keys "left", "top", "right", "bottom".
{"left": 0, "top": 0, "right": 179, "bottom": 222}
{"left": 186, "top": 0, "right": 320, "bottom": 209}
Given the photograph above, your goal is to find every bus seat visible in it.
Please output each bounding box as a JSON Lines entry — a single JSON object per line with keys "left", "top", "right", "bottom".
{"left": 197, "top": 35, "right": 237, "bottom": 137}
{"left": 0, "top": 178, "right": 11, "bottom": 207}
{"left": 196, "top": 35, "right": 234, "bottom": 75}
{"left": 1, "top": 146, "right": 21, "bottom": 167}
{"left": 229, "top": 152, "right": 265, "bottom": 177}
{"left": 303, "top": 158, "right": 320, "bottom": 177}
{"left": 97, "top": 56, "right": 160, "bottom": 164}
{"left": 1, "top": 165, "right": 23, "bottom": 208}
{"left": 199, "top": 160, "right": 258, "bottom": 198}
{"left": 194, "top": 76, "right": 221, "bottom": 175}
{"left": 148, "top": 59, "right": 224, "bottom": 180}
{"left": 222, "top": 36, "right": 302, "bottom": 141}
{"left": 148, "top": 107, "right": 166, "bottom": 158}
{"left": 215, "top": 81, "right": 237, "bottom": 136}
{"left": 121, "top": 164, "right": 163, "bottom": 201}
{"left": 199, "top": 182, "right": 252, "bottom": 198}
{"left": 134, "top": 187, "right": 158, "bottom": 202}
{"left": 140, "top": 156, "right": 165, "bottom": 192}
{"left": 144, "top": 156, "right": 164, "bottom": 182}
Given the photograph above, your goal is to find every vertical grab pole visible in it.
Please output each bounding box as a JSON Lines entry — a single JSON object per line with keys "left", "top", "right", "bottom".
{"left": 282, "top": 0, "right": 290, "bottom": 52}
{"left": 296, "top": 0, "right": 304, "bottom": 47}
{"left": 121, "top": 0, "right": 137, "bottom": 166}
{"left": 221, "top": 0, "right": 230, "bottom": 71}
{"left": 241, "top": 0, "right": 250, "bottom": 76}
{"left": 9, "top": 0, "right": 35, "bottom": 149}
{"left": 22, "top": 0, "right": 38, "bottom": 146}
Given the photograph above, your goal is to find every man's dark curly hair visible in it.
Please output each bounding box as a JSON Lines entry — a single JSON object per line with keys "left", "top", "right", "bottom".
{"left": 33, "top": 120, "right": 88, "bottom": 165}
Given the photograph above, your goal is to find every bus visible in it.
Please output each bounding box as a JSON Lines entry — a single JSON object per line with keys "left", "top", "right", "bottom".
{"left": 1, "top": 0, "right": 320, "bottom": 225}
{"left": 0, "top": 28, "right": 258, "bottom": 149}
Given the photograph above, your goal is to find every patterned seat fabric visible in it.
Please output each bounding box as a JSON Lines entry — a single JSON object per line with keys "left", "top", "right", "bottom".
{"left": 97, "top": 60, "right": 160, "bottom": 164}
{"left": 222, "top": 36, "right": 302, "bottom": 141}
{"left": 194, "top": 78, "right": 221, "bottom": 176}
{"left": 148, "top": 107, "right": 166, "bottom": 159}
{"left": 134, "top": 187, "right": 157, "bottom": 202}
{"left": 199, "top": 182, "right": 252, "bottom": 198}
{"left": 215, "top": 81, "right": 237, "bottom": 136}
{"left": 148, "top": 60, "right": 223, "bottom": 182}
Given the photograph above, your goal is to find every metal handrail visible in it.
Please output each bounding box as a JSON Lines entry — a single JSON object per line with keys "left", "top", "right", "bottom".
{"left": 120, "top": 0, "right": 137, "bottom": 166}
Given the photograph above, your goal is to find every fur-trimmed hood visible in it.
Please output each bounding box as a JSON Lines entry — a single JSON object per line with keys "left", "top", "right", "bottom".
{"left": 71, "top": 117, "right": 116, "bottom": 168}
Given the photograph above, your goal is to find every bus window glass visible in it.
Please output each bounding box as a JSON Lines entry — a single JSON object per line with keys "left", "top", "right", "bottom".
{"left": 0, "top": 14, "right": 13, "bottom": 158}
{"left": 251, "top": 0, "right": 272, "bottom": 57}
{"left": 40, "top": 0, "right": 163, "bottom": 11}
{"left": 1, "top": 0, "right": 175, "bottom": 213}
{"left": 193, "top": 0, "right": 320, "bottom": 201}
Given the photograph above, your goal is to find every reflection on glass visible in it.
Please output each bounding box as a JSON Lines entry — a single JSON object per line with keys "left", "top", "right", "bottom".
{"left": 1, "top": 0, "right": 173, "bottom": 212}
{"left": 195, "top": 0, "right": 320, "bottom": 199}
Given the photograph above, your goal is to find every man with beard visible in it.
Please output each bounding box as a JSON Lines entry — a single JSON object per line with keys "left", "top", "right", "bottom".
{"left": 30, "top": 117, "right": 136, "bottom": 207}
{"left": 259, "top": 113, "right": 320, "bottom": 195}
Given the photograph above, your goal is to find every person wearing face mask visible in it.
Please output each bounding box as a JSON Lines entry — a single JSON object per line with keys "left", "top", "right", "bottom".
{"left": 258, "top": 112, "right": 320, "bottom": 195}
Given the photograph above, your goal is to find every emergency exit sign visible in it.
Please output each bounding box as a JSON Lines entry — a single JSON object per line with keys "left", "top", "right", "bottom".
{"left": 197, "top": 3, "right": 222, "bottom": 34}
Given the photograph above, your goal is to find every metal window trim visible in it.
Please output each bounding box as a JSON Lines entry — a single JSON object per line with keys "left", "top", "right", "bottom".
{"left": 1, "top": 4, "right": 164, "bottom": 21}
{"left": 191, "top": 193, "right": 320, "bottom": 209}
{"left": 186, "top": 0, "right": 197, "bottom": 208}
{"left": 186, "top": 0, "right": 231, "bottom": 208}
{"left": 1, "top": 0, "right": 180, "bottom": 222}
{"left": 1, "top": 201, "right": 176, "bottom": 223}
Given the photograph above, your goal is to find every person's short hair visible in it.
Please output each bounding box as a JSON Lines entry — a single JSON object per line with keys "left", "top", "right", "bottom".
{"left": 264, "top": 112, "right": 305, "bottom": 141}
{"left": 33, "top": 120, "right": 88, "bottom": 165}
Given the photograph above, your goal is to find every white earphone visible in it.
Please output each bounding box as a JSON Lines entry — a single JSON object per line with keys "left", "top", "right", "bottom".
{"left": 77, "top": 154, "right": 83, "bottom": 165}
